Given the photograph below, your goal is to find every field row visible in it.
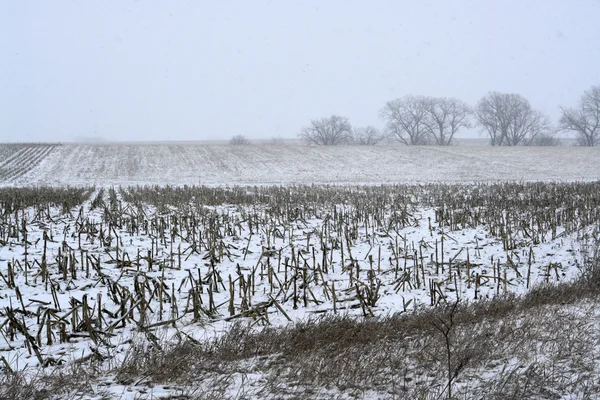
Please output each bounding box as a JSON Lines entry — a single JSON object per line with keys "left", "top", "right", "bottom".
{"left": 0, "top": 144, "right": 58, "bottom": 183}
{"left": 1, "top": 143, "right": 600, "bottom": 186}
{"left": 0, "top": 182, "right": 598, "bottom": 372}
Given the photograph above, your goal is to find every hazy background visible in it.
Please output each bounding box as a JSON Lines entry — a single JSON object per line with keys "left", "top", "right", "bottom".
{"left": 2, "top": 0, "right": 599, "bottom": 143}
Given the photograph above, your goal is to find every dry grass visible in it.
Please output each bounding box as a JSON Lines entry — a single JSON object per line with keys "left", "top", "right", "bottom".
{"left": 0, "top": 364, "right": 113, "bottom": 400}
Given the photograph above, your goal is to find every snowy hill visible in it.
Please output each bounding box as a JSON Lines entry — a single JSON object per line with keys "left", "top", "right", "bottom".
{"left": 1, "top": 142, "right": 599, "bottom": 186}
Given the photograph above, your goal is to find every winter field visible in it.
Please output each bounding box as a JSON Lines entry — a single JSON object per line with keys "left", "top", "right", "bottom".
{"left": 1, "top": 142, "right": 600, "bottom": 186}
{"left": 1, "top": 143, "right": 600, "bottom": 399}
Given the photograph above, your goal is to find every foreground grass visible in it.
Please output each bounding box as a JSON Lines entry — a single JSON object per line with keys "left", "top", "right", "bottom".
{"left": 3, "top": 249, "right": 600, "bottom": 400}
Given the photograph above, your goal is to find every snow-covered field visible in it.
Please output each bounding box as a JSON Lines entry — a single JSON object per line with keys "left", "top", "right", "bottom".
{"left": 1, "top": 142, "right": 599, "bottom": 186}
{"left": 1, "top": 143, "right": 599, "bottom": 399}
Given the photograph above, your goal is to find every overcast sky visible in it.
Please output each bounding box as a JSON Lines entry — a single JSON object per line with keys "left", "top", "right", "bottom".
{"left": 2, "top": 1, "right": 599, "bottom": 142}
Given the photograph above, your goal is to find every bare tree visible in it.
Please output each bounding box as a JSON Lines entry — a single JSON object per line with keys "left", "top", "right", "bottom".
{"left": 299, "top": 115, "right": 353, "bottom": 145}
{"left": 380, "top": 96, "right": 431, "bottom": 145}
{"left": 229, "top": 134, "right": 250, "bottom": 145}
{"left": 352, "top": 126, "right": 385, "bottom": 145}
{"left": 475, "top": 92, "right": 550, "bottom": 146}
{"left": 559, "top": 85, "right": 600, "bottom": 146}
{"left": 422, "top": 97, "right": 472, "bottom": 146}
{"left": 528, "top": 133, "right": 562, "bottom": 146}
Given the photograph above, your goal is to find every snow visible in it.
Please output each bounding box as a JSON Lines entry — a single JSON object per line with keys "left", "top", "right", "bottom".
{"left": 0, "top": 143, "right": 599, "bottom": 398}
{"left": 1, "top": 143, "right": 599, "bottom": 187}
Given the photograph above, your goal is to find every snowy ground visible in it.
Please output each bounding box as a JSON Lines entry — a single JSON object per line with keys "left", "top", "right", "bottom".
{"left": 0, "top": 142, "right": 599, "bottom": 186}
{"left": 1, "top": 142, "right": 599, "bottom": 399}
{"left": 0, "top": 181, "right": 599, "bottom": 399}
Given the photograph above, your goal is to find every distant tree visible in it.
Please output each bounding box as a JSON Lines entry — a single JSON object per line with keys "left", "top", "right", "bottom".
{"left": 229, "top": 135, "right": 250, "bottom": 145}
{"left": 559, "top": 85, "right": 600, "bottom": 146}
{"left": 352, "top": 126, "right": 385, "bottom": 145}
{"left": 527, "top": 133, "right": 562, "bottom": 146}
{"left": 299, "top": 115, "right": 353, "bottom": 145}
{"left": 380, "top": 95, "right": 431, "bottom": 145}
{"left": 475, "top": 92, "right": 551, "bottom": 146}
{"left": 422, "top": 97, "right": 472, "bottom": 146}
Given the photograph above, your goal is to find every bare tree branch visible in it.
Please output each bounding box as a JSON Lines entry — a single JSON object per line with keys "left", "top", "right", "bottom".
{"left": 380, "top": 96, "right": 431, "bottom": 145}
{"left": 422, "top": 97, "right": 472, "bottom": 146}
{"left": 475, "top": 92, "right": 550, "bottom": 146}
{"left": 559, "top": 85, "right": 600, "bottom": 146}
{"left": 299, "top": 115, "right": 353, "bottom": 145}
{"left": 352, "top": 126, "right": 385, "bottom": 145}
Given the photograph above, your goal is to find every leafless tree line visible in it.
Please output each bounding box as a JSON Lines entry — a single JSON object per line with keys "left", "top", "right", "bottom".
{"left": 298, "top": 85, "right": 599, "bottom": 146}
{"left": 299, "top": 115, "right": 386, "bottom": 146}
{"left": 380, "top": 96, "right": 471, "bottom": 146}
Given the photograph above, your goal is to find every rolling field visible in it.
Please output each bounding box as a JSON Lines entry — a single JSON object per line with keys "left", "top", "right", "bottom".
{"left": 1, "top": 142, "right": 599, "bottom": 186}
{"left": 1, "top": 143, "right": 600, "bottom": 399}
{"left": 0, "top": 144, "right": 59, "bottom": 183}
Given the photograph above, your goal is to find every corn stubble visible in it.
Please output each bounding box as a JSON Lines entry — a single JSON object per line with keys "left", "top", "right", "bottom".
{"left": 0, "top": 182, "right": 598, "bottom": 399}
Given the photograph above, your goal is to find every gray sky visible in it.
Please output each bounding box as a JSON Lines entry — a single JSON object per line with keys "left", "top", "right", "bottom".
{"left": 2, "top": 0, "right": 599, "bottom": 143}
